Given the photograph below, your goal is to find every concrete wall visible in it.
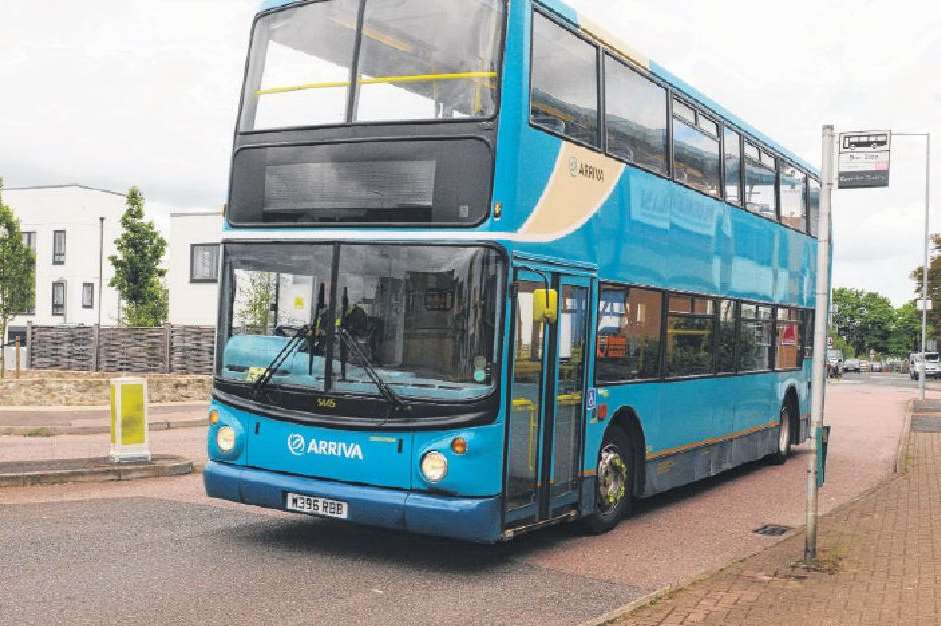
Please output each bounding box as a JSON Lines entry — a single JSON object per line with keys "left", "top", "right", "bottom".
{"left": 168, "top": 212, "right": 223, "bottom": 325}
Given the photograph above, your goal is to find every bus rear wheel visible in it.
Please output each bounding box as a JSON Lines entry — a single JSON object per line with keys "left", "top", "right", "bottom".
{"left": 581, "top": 427, "right": 633, "bottom": 534}
{"left": 769, "top": 401, "right": 793, "bottom": 465}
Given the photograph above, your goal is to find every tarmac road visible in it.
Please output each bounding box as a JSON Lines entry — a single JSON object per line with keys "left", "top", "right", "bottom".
{"left": 0, "top": 382, "right": 916, "bottom": 626}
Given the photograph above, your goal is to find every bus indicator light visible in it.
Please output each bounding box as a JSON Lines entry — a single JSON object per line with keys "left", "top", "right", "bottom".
{"left": 597, "top": 404, "right": 608, "bottom": 421}
{"left": 451, "top": 437, "right": 468, "bottom": 455}
{"left": 209, "top": 410, "right": 219, "bottom": 425}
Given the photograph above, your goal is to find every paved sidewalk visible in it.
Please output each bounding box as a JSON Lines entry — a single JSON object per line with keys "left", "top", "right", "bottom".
{"left": 610, "top": 402, "right": 941, "bottom": 626}
{"left": 0, "top": 402, "right": 208, "bottom": 435}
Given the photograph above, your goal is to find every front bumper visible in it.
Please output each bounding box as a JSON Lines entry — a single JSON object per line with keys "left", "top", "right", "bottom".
{"left": 203, "top": 461, "right": 503, "bottom": 543}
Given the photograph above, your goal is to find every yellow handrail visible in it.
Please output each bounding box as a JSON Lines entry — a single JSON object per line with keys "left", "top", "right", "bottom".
{"left": 256, "top": 71, "right": 497, "bottom": 96}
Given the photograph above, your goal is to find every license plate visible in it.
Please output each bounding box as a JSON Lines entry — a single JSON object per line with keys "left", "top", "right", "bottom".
{"left": 285, "top": 492, "right": 349, "bottom": 520}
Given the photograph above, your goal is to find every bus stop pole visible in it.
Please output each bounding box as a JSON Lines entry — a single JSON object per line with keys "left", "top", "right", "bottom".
{"left": 919, "top": 134, "right": 930, "bottom": 402}
{"left": 806, "top": 124, "right": 835, "bottom": 561}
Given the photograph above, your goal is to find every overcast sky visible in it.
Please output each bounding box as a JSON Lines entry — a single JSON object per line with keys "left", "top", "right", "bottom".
{"left": 0, "top": 0, "right": 937, "bottom": 305}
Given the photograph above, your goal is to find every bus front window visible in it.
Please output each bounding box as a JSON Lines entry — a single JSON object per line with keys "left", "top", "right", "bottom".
{"left": 241, "top": 0, "right": 504, "bottom": 131}
{"left": 219, "top": 243, "right": 503, "bottom": 405}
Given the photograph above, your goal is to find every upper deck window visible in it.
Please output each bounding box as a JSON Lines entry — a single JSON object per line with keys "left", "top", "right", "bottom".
{"left": 779, "top": 165, "right": 807, "bottom": 233}
{"left": 807, "top": 177, "right": 821, "bottom": 237}
{"left": 530, "top": 12, "right": 600, "bottom": 148}
{"left": 744, "top": 141, "right": 777, "bottom": 219}
{"left": 241, "top": 0, "right": 504, "bottom": 131}
{"left": 723, "top": 127, "right": 742, "bottom": 205}
{"left": 672, "top": 99, "right": 720, "bottom": 197}
{"left": 604, "top": 55, "right": 668, "bottom": 175}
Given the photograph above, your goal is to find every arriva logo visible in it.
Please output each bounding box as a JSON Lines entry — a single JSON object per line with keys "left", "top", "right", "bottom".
{"left": 287, "top": 433, "right": 365, "bottom": 460}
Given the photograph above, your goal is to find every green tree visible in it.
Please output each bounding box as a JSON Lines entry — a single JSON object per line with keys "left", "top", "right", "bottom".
{"left": 108, "top": 187, "right": 168, "bottom": 327}
{"left": 831, "top": 288, "right": 895, "bottom": 356}
{"left": 0, "top": 180, "right": 36, "bottom": 376}
{"left": 887, "top": 301, "right": 921, "bottom": 357}
{"left": 910, "top": 233, "right": 941, "bottom": 340}
{"left": 236, "top": 272, "right": 275, "bottom": 334}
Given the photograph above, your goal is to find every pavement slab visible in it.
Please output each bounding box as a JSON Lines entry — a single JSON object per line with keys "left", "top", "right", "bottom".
{"left": 612, "top": 412, "right": 941, "bottom": 626}
{"left": 0, "top": 455, "right": 194, "bottom": 487}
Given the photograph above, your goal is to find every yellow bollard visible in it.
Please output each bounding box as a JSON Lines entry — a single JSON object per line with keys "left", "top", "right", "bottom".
{"left": 109, "top": 377, "right": 151, "bottom": 463}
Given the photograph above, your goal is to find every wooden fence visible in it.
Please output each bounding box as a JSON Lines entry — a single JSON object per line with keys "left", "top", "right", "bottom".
{"left": 26, "top": 323, "right": 216, "bottom": 374}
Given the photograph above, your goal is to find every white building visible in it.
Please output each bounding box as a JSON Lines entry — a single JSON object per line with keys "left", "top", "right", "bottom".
{"left": 167, "top": 211, "right": 223, "bottom": 326}
{"left": 3, "top": 184, "right": 127, "bottom": 347}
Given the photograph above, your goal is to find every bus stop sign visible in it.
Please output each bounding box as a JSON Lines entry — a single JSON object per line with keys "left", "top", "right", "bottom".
{"left": 838, "top": 131, "right": 891, "bottom": 189}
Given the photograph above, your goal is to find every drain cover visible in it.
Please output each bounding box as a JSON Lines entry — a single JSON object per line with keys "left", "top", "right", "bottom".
{"left": 754, "top": 524, "right": 791, "bottom": 537}
{"left": 911, "top": 416, "right": 941, "bottom": 433}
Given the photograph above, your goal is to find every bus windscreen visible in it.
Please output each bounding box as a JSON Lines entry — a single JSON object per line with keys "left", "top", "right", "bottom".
{"left": 240, "top": 0, "right": 504, "bottom": 131}
{"left": 218, "top": 243, "right": 503, "bottom": 404}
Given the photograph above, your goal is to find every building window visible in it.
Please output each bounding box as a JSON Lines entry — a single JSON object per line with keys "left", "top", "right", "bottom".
{"left": 52, "top": 230, "right": 66, "bottom": 265}
{"left": 596, "top": 285, "right": 662, "bottom": 381}
{"left": 22, "top": 231, "right": 36, "bottom": 252}
{"left": 665, "top": 294, "right": 715, "bottom": 377}
{"left": 51, "top": 281, "right": 66, "bottom": 316}
{"left": 82, "top": 283, "right": 95, "bottom": 309}
{"left": 530, "top": 11, "right": 600, "bottom": 148}
{"left": 6, "top": 327, "right": 27, "bottom": 346}
{"left": 190, "top": 244, "right": 220, "bottom": 283}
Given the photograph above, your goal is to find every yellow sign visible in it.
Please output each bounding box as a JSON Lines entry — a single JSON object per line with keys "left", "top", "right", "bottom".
{"left": 246, "top": 367, "right": 266, "bottom": 383}
{"left": 294, "top": 296, "right": 305, "bottom": 310}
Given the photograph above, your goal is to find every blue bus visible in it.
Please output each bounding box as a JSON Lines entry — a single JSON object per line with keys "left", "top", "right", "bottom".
{"left": 204, "top": 0, "right": 823, "bottom": 542}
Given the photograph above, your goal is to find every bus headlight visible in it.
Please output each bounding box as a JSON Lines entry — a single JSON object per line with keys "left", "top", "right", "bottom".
{"left": 420, "top": 451, "right": 448, "bottom": 483}
{"left": 216, "top": 426, "right": 236, "bottom": 453}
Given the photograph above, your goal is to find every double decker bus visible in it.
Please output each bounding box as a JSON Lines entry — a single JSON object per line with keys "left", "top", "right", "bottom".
{"left": 204, "top": 0, "right": 823, "bottom": 542}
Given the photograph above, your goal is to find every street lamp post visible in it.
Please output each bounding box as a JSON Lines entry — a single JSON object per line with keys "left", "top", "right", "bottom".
{"left": 893, "top": 133, "right": 931, "bottom": 401}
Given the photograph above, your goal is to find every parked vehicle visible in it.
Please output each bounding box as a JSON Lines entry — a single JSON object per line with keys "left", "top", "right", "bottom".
{"left": 870, "top": 361, "right": 883, "bottom": 372}
{"left": 844, "top": 358, "right": 861, "bottom": 373}
{"left": 910, "top": 352, "right": 941, "bottom": 380}
{"left": 859, "top": 359, "right": 870, "bottom": 372}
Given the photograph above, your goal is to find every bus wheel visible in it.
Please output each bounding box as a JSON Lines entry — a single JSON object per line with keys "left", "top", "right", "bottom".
{"left": 581, "top": 427, "right": 633, "bottom": 534}
{"left": 769, "top": 401, "right": 793, "bottom": 465}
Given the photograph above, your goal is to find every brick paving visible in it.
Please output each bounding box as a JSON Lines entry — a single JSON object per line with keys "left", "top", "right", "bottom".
{"left": 613, "top": 419, "right": 941, "bottom": 626}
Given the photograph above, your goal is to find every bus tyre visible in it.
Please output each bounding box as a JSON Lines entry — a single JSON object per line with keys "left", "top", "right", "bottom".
{"left": 769, "top": 401, "right": 793, "bottom": 465}
{"left": 581, "top": 427, "right": 633, "bottom": 535}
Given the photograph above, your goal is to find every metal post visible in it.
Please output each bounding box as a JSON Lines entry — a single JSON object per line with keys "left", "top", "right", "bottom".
{"left": 98, "top": 217, "right": 105, "bottom": 328}
{"left": 894, "top": 133, "right": 932, "bottom": 398}
{"left": 15, "top": 337, "right": 20, "bottom": 379}
{"left": 806, "top": 125, "right": 835, "bottom": 561}
{"left": 921, "top": 134, "right": 931, "bottom": 401}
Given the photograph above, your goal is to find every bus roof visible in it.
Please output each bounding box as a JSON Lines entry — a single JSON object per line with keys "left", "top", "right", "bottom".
{"left": 256, "top": 0, "right": 819, "bottom": 176}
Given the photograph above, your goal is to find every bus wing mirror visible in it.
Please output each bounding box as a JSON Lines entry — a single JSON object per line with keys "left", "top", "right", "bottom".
{"left": 533, "top": 288, "right": 558, "bottom": 323}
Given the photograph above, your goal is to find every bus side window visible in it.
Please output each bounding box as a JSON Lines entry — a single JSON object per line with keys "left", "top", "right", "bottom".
{"left": 779, "top": 166, "right": 807, "bottom": 233}
{"left": 596, "top": 285, "right": 662, "bottom": 382}
{"left": 604, "top": 54, "right": 668, "bottom": 175}
{"left": 723, "top": 128, "right": 742, "bottom": 206}
{"left": 807, "top": 178, "right": 821, "bottom": 237}
{"left": 530, "top": 12, "right": 599, "bottom": 148}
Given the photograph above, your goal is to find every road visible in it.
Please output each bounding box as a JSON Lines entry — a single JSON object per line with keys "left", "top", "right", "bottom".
{"left": 0, "top": 379, "right": 917, "bottom": 626}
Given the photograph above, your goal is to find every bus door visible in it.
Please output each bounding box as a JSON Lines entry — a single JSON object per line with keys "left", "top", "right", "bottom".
{"left": 504, "top": 269, "right": 592, "bottom": 528}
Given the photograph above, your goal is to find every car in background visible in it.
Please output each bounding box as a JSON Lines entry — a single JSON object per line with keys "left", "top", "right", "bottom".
{"left": 859, "top": 359, "right": 871, "bottom": 372}
{"left": 910, "top": 352, "right": 941, "bottom": 380}
{"left": 844, "top": 358, "right": 861, "bottom": 372}
{"left": 870, "top": 361, "right": 883, "bottom": 372}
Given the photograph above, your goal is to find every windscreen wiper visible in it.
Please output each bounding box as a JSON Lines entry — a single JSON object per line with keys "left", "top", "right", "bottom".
{"left": 335, "top": 327, "right": 412, "bottom": 419}
{"left": 251, "top": 325, "right": 310, "bottom": 401}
